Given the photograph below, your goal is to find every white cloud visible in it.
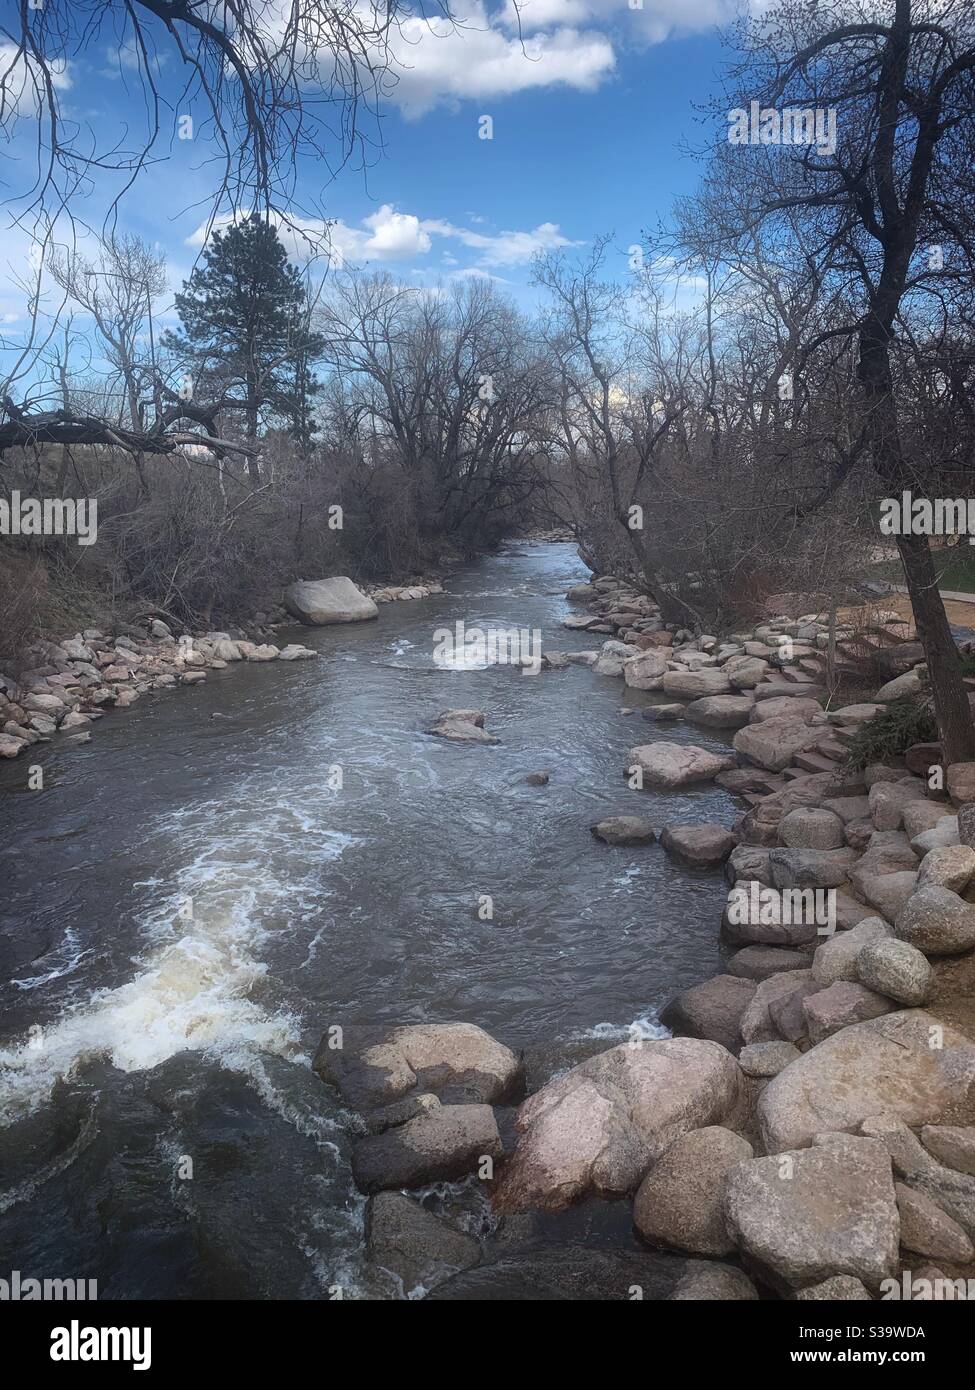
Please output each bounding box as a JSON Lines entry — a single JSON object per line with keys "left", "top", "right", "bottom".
{"left": 0, "top": 42, "right": 71, "bottom": 119}
{"left": 422, "top": 217, "right": 581, "bottom": 266}
{"left": 378, "top": 1, "right": 615, "bottom": 116}
{"left": 186, "top": 205, "right": 580, "bottom": 272}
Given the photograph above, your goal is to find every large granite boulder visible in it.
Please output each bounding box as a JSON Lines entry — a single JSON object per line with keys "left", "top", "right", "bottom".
{"left": 633, "top": 1126, "right": 754, "bottom": 1256}
{"left": 493, "top": 1038, "right": 745, "bottom": 1212}
{"left": 284, "top": 576, "right": 379, "bottom": 624}
{"left": 724, "top": 1134, "right": 899, "bottom": 1291}
{"left": 626, "top": 742, "right": 735, "bottom": 789}
{"left": 352, "top": 1104, "right": 502, "bottom": 1192}
{"left": 660, "top": 975, "right": 756, "bottom": 1053}
{"left": 894, "top": 885, "right": 975, "bottom": 956}
{"left": 757, "top": 1010, "right": 975, "bottom": 1152}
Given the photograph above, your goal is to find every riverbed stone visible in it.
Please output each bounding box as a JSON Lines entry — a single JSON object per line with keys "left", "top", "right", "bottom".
{"left": 284, "top": 576, "right": 379, "bottom": 625}
{"left": 626, "top": 742, "right": 735, "bottom": 789}
{"left": 365, "top": 1192, "right": 481, "bottom": 1292}
{"left": 661, "top": 668, "right": 732, "bottom": 699}
{"left": 857, "top": 938, "right": 933, "bottom": 1006}
{"left": 778, "top": 808, "right": 845, "bottom": 851}
{"left": 758, "top": 1010, "right": 975, "bottom": 1152}
{"left": 641, "top": 703, "right": 684, "bottom": 721}
{"left": 590, "top": 816, "right": 656, "bottom": 846}
{"left": 683, "top": 695, "right": 754, "bottom": 730}
{"left": 633, "top": 1126, "right": 754, "bottom": 1256}
{"left": 352, "top": 1104, "right": 502, "bottom": 1193}
{"left": 659, "top": 823, "right": 734, "bottom": 865}
{"left": 313, "top": 1022, "right": 521, "bottom": 1107}
{"left": 861, "top": 1116, "right": 975, "bottom": 1241}
{"left": 748, "top": 695, "right": 821, "bottom": 724}
{"left": 493, "top": 1038, "right": 746, "bottom": 1212}
{"left": 660, "top": 975, "right": 756, "bottom": 1053}
{"left": 793, "top": 1276, "right": 873, "bottom": 1300}
{"left": 427, "top": 709, "right": 500, "bottom": 744}
{"left": 733, "top": 717, "right": 826, "bottom": 772}
{"left": 768, "top": 847, "right": 858, "bottom": 890}
{"left": 858, "top": 871, "right": 919, "bottom": 923}
{"left": 911, "top": 817, "right": 960, "bottom": 855}
{"left": 724, "top": 1134, "right": 899, "bottom": 1290}
{"left": 725, "top": 656, "right": 770, "bottom": 690}
{"left": 622, "top": 650, "right": 669, "bottom": 689}
{"left": 728, "top": 946, "right": 813, "bottom": 982}
{"left": 726, "top": 846, "right": 774, "bottom": 886}
{"left": 894, "top": 885, "right": 975, "bottom": 956}
{"left": 739, "top": 970, "right": 815, "bottom": 1045}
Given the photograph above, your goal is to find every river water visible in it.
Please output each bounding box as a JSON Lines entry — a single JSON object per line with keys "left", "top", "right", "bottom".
{"left": 0, "top": 542, "right": 735, "bottom": 1298}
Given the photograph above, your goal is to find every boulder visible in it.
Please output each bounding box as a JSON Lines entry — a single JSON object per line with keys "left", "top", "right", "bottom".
{"left": 822, "top": 794, "right": 871, "bottom": 824}
{"left": 593, "top": 641, "right": 640, "bottom": 677}
{"left": 365, "top": 1192, "right": 480, "bottom": 1291}
{"left": 895, "top": 1183, "right": 974, "bottom": 1262}
{"left": 622, "top": 650, "right": 669, "bottom": 689}
{"left": 858, "top": 871, "right": 919, "bottom": 923}
{"left": 313, "top": 1022, "right": 521, "bottom": 1107}
{"left": 633, "top": 1126, "right": 754, "bottom": 1256}
{"left": 758, "top": 1010, "right": 975, "bottom": 1151}
{"left": 947, "top": 762, "right": 975, "bottom": 805}
{"left": 661, "top": 669, "right": 733, "bottom": 699}
{"left": 869, "top": 778, "right": 929, "bottom": 831}
{"left": 722, "top": 884, "right": 821, "bottom": 949}
{"left": 590, "top": 816, "right": 656, "bottom": 846}
{"left": 724, "top": 1134, "right": 899, "bottom": 1290}
{"left": 802, "top": 981, "right": 896, "bottom": 1044}
{"left": 426, "top": 1245, "right": 683, "bottom": 1301}
{"left": 894, "top": 885, "right": 975, "bottom": 956}
{"left": 641, "top": 703, "right": 685, "bottom": 722}
{"left": 917, "top": 845, "right": 975, "bottom": 893}
{"left": 861, "top": 1116, "right": 975, "bottom": 1242}
{"left": 352, "top": 1104, "right": 502, "bottom": 1193}
{"left": 278, "top": 644, "right": 317, "bottom": 661}
{"left": 660, "top": 975, "right": 756, "bottom": 1053}
{"left": 283, "top": 577, "right": 379, "bottom": 625}
{"left": 768, "top": 847, "right": 858, "bottom": 890}
{"left": 733, "top": 717, "right": 827, "bottom": 772}
{"left": 857, "top": 937, "right": 933, "bottom": 1006}
{"left": 748, "top": 695, "right": 821, "bottom": 724}
{"left": 874, "top": 667, "right": 926, "bottom": 701}
{"left": 739, "top": 970, "right": 815, "bottom": 1045}
{"left": 739, "top": 1040, "right": 801, "bottom": 1077}
{"left": 778, "top": 808, "right": 845, "bottom": 851}
{"left": 911, "top": 817, "right": 960, "bottom": 855}
{"left": 903, "top": 801, "right": 952, "bottom": 840}
{"left": 493, "top": 1038, "right": 745, "bottom": 1212}
{"left": 683, "top": 695, "right": 754, "bottom": 730}
{"left": 728, "top": 946, "right": 813, "bottom": 982}
{"left": 668, "top": 1260, "right": 759, "bottom": 1301}
{"left": 794, "top": 1276, "right": 873, "bottom": 1300}
{"left": 920, "top": 1126, "right": 975, "bottom": 1177}
{"left": 724, "top": 656, "right": 770, "bottom": 690}
{"left": 427, "top": 709, "right": 500, "bottom": 744}
{"left": 812, "top": 917, "right": 893, "bottom": 986}
{"left": 626, "top": 742, "right": 735, "bottom": 789}
{"left": 726, "top": 846, "right": 774, "bottom": 886}
{"left": 659, "top": 824, "right": 734, "bottom": 866}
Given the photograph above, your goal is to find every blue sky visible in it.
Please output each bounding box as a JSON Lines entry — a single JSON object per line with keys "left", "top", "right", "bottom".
{"left": 1, "top": 1, "right": 739, "bottom": 330}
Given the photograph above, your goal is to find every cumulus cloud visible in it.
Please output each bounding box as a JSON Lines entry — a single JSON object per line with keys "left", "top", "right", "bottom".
{"left": 186, "top": 205, "right": 580, "bottom": 272}
{"left": 378, "top": 1, "right": 615, "bottom": 117}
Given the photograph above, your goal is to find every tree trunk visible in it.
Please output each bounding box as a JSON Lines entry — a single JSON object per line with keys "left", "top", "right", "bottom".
{"left": 859, "top": 323, "right": 975, "bottom": 764}
{"left": 896, "top": 531, "right": 975, "bottom": 763}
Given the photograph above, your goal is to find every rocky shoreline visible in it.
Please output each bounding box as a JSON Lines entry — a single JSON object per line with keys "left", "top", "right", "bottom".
{"left": 307, "top": 570, "right": 975, "bottom": 1301}
{"left": 0, "top": 576, "right": 444, "bottom": 764}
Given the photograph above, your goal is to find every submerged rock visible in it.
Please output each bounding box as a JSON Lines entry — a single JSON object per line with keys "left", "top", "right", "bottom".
{"left": 427, "top": 709, "right": 500, "bottom": 744}
{"left": 590, "top": 816, "right": 656, "bottom": 846}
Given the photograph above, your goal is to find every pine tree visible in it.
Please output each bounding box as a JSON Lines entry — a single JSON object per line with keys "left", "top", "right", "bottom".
{"left": 163, "top": 217, "right": 321, "bottom": 482}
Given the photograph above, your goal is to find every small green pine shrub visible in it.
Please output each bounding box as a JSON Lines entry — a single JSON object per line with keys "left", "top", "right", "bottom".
{"left": 843, "top": 691, "right": 938, "bottom": 772}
